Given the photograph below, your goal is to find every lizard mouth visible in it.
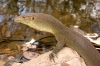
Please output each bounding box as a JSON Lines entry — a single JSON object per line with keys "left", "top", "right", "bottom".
{"left": 14, "top": 18, "right": 20, "bottom": 22}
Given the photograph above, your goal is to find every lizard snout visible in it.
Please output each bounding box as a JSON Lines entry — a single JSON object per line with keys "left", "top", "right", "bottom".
{"left": 14, "top": 17, "right": 21, "bottom": 22}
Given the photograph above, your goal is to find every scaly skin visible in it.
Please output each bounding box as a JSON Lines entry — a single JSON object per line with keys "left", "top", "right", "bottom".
{"left": 14, "top": 13, "right": 100, "bottom": 66}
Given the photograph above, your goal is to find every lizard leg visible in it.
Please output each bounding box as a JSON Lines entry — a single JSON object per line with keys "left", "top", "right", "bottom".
{"left": 49, "top": 40, "right": 65, "bottom": 61}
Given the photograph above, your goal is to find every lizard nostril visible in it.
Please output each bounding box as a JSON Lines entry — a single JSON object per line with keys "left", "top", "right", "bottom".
{"left": 14, "top": 18, "right": 20, "bottom": 22}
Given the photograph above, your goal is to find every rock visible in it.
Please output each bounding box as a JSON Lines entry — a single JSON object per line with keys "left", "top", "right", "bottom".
{"left": 19, "top": 47, "right": 86, "bottom": 66}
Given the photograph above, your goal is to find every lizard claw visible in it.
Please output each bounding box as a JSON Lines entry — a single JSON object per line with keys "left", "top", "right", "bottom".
{"left": 49, "top": 52, "right": 58, "bottom": 62}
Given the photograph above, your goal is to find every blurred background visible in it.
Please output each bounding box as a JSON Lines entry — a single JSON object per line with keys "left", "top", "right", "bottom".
{"left": 0, "top": 0, "right": 100, "bottom": 46}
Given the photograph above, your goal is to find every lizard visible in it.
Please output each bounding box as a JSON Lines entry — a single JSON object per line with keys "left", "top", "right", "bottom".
{"left": 14, "top": 13, "right": 100, "bottom": 66}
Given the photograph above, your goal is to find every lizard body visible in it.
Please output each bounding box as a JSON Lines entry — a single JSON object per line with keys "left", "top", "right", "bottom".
{"left": 14, "top": 13, "right": 100, "bottom": 66}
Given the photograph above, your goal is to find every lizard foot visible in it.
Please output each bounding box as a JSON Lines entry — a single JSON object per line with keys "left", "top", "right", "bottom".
{"left": 49, "top": 52, "right": 58, "bottom": 62}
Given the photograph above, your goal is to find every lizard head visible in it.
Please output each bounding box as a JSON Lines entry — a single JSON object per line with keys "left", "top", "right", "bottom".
{"left": 14, "top": 13, "right": 54, "bottom": 33}
{"left": 14, "top": 13, "right": 35, "bottom": 26}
